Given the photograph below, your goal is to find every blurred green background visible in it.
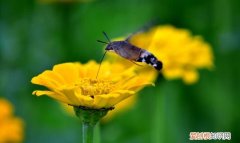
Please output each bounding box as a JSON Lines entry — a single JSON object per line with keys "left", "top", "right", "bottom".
{"left": 0, "top": 0, "right": 240, "bottom": 143}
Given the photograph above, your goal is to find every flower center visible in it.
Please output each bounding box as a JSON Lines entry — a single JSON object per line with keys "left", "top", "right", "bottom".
{"left": 76, "top": 78, "right": 113, "bottom": 96}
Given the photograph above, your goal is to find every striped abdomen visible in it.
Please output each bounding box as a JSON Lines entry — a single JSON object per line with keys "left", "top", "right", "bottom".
{"left": 137, "top": 50, "right": 162, "bottom": 71}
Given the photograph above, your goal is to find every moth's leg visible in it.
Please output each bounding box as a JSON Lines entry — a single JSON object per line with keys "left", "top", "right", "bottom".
{"left": 129, "top": 60, "right": 143, "bottom": 66}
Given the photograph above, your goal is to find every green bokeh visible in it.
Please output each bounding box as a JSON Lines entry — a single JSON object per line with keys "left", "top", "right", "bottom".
{"left": 0, "top": 0, "right": 239, "bottom": 143}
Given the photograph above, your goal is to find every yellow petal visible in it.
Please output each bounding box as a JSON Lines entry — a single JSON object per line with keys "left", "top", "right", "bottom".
{"left": 119, "top": 76, "right": 154, "bottom": 91}
{"left": 163, "top": 67, "right": 184, "bottom": 80}
{"left": 31, "top": 70, "right": 64, "bottom": 89}
{"left": 60, "top": 87, "right": 94, "bottom": 107}
{"left": 183, "top": 70, "right": 199, "bottom": 84}
{"left": 32, "top": 90, "right": 71, "bottom": 104}
{"left": 102, "top": 95, "right": 137, "bottom": 122}
{"left": 53, "top": 63, "right": 79, "bottom": 85}
{"left": 93, "top": 90, "right": 135, "bottom": 108}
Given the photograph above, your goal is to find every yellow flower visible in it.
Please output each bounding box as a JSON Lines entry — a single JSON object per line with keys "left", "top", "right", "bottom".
{"left": 126, "top": 25, "right": 213, "bottom": 84}
{"left": 31, "top": 61, "right": 153, "bottom": 109}
{"left": 0, "top": 98, "right": 24, "bottom": 143}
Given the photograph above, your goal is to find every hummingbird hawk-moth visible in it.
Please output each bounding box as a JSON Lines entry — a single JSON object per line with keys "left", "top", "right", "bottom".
{"left": 97, "top": 31, "right": 163, "bottom": 71}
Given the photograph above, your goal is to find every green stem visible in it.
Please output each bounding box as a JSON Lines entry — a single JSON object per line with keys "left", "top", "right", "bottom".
{"left": 73, "top": 106, "right": 113, "bottom": 143}
{"left": 94, "top": 123, "right": 101, "bottom": 143}
{"left": 82, "top": 122, "right": 95, "bottom": 143}
{"left": 151, "top": 92, "right": 165, "bottom": 143}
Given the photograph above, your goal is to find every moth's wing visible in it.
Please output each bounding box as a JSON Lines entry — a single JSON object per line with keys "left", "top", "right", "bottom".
{"left": 125, "top": 20, "right": 157, "bottom": 42}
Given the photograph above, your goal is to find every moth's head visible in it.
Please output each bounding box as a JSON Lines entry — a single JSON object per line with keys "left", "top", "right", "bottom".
{"left": 105, "top": 43, "right": 114, "bottom": 51}
{"left": 97, "top": 31, "right": 113, "bottom": 51}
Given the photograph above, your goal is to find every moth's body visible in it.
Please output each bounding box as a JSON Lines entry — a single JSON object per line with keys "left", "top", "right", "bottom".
{"left": 108, "top": 41, "right": 141, "bottom": 60}
{"left": 105, "top": 40, "right": 163, "bottom": 70}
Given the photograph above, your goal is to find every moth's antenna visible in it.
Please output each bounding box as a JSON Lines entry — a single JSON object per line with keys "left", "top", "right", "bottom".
{"left": 97, "top": 40, "right": 109, "bottom": 44}
{"left": 102, "top": 31, "right": 111, "bottom": 43}
{"left": 96, "top": 51, "right": 107, "bottom": 79}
